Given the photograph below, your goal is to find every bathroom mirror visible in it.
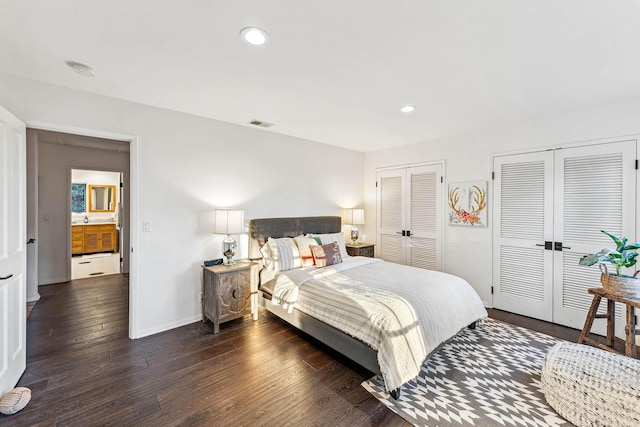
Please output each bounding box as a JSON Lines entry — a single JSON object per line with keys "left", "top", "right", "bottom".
{"left": 88, "top": 185, "right": 117, "bottom": 212}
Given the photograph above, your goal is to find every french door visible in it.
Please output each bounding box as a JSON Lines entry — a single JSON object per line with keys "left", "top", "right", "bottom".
{"left": 0, "top": 105, "right": 27, "bottom": 395}
{"left": 493, "top": 140, "right": 637, "bottom": 335}
{"left": 376, "top": 163, "right": 442, "bottom": 270}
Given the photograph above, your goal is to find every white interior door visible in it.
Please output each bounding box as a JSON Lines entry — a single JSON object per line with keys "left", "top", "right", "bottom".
{"left": 407, "top": 165, "right": 442, "bottom": 270}
{"left": 377, "top": 169, "right": 406, "bottom": 264}
{"left": 494, "top": 140, "right": 637, "bottom": 331}
{"left": 553, "top": 141, "right": 637, "bottom": 334}
{"left": 0, "top": 105, "right": 27, "bottom": 395}
{"left": 377, "top": 164, "right": 443, "bottom": 270}
{"left": 118, "top": 173, "right": 124, "bottom": 272}
{"left": 493, "top": 151, "right": 554, "bottom": 321}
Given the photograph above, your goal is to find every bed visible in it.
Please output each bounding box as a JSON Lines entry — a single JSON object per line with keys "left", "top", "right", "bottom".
{"left": 248, "top": 216, "right": 487, "bottom": 399}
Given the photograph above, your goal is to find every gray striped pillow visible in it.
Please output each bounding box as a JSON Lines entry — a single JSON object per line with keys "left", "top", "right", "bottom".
{"left": 263, "top": 237, "right": 302, "bottom": 272}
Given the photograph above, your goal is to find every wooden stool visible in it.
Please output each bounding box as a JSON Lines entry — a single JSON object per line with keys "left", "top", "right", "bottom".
{"left": 578, "top": 287, "right": 640, "bottom": 358}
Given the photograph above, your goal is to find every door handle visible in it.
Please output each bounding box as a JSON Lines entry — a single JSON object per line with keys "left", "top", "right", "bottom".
{"left": 27, "top": 238, "right": 36, "bottom": 244}
{"left": 0, "top": 274, "right": 13, "bottom": 280}
{"left": 536, "top": 241, "right": 553, "bottom": 250}
{"left": 555, "top": 242, "right": 571, "bottom": 251}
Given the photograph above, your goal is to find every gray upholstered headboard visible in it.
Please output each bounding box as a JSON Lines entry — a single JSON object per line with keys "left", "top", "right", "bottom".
{"left": 248, "top": 216, "right": 342, "bottom": 260}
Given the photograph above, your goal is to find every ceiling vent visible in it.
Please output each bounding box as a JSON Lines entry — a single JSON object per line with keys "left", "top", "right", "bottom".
{"left": 248, "top": 120, "right": 274, "bottom": 128}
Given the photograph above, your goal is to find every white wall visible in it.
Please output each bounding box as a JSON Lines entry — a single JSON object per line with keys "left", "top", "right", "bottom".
{"left": 365, "top": 98, "right": 640, "bottom": 306}
{"left": 37, "top": 141, "right": 130, "bottom": 285}
{"left": 0, "top": 73, "right": 364, "bottom": 338}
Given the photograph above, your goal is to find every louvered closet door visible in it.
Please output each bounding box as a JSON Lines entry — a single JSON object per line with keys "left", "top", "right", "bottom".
{"left": 493, "top": 151, "right": 554, "bottom": 321}
{"left": 377, "top": 169, "right": 406, "bottom": 264}
{"left": 407, "top": 165, "right": 442, "bottom": 270}
{"left": 553, "top": 141, "right": 636, "bottom": 335}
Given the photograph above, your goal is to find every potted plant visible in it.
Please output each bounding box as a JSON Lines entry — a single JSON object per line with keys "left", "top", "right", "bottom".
{"left": 579, "top": 230, "right": 640, "bottom": 296}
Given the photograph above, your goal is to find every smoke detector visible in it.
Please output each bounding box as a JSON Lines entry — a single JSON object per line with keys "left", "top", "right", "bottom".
{"left": 65, "top": 61, "right": 96, "bottom": 77}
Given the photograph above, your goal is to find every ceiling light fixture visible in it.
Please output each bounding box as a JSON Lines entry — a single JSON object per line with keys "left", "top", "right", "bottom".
{"left": 240, "top": 27, "right": 269, "bottom": 46}
{"left": 400, "top": 105, "right": 416, "bottom": 113}
{"left": 65, "top": 61, "right": 96, "bottom": 77}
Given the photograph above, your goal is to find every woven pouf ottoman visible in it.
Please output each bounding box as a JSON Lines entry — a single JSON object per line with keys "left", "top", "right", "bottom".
{"left": 541, "top": 342, "right": 640, "bottom": 427}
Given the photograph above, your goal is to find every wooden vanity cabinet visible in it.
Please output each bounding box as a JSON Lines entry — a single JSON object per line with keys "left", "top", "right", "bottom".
{"left": 72, "top": 227, "right": 84, "bottom": 255}
{"left": 72, "top": 224, "right": 117, "bottom": 255}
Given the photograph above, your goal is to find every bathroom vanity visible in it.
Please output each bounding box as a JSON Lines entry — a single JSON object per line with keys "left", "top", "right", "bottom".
{"left": 72, "top": 223, "right": 117, "bottom": 255}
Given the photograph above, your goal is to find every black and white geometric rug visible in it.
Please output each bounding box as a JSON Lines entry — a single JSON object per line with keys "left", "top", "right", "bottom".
{"left": 362, "top": 318, "right": 572, "bottom": 426}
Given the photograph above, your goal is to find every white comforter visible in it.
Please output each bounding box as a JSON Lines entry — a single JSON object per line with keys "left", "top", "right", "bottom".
{"left": 270, "top": 257, "right": 487, "bottom": 392}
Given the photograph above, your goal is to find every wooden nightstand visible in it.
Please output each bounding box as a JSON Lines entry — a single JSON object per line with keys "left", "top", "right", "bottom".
{"left": 202, "top": 261, "right": 258, "bottom": 333}
{"left": 345, "top": 242, "right": 375, "bottom": 258}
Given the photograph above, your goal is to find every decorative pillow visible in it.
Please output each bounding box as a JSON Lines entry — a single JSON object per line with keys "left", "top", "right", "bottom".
{"left": 310, "top": 242, "right": 342, "bottom": 267}
{"left": 311, "top": 233, "right": 349, "bottom": 259}
{"left": 261, "top": 237, "right": 302, "bottom": 272}
{"left": 293, "top": 235, "right": 318, "bottom": 267}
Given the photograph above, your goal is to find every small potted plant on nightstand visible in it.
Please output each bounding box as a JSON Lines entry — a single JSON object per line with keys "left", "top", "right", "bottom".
{"left": 579, "top": 230, "right": 640, "bottom": 297}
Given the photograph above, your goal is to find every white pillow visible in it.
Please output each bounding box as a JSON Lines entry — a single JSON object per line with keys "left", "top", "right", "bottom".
{"left": 293, "top": 235, "right": 318, "bottom": 267}
{"left": 311, "top": 232, "right": 349, "bottom": 259}
{"left": 261, "top": 237, "right": 302, "bottom": 272}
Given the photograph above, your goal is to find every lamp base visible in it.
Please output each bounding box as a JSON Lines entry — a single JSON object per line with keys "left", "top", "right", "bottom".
{"left": 222, "top": 235, "right": 237, "bottom": 265}
{"left": 351, "top": 228, "right": 359, "bottom": 245}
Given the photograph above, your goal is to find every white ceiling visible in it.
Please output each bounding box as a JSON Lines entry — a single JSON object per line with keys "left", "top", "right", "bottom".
{"left": 2, "top": 1, "right": 640, "bottom": 152}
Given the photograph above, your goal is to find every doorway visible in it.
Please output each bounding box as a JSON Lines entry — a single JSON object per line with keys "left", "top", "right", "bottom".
{"left": 71, "top": 169, "right": 123, "bottom": 280}
{"left": 26, "top": 128, "right": 132, "bottom": 299}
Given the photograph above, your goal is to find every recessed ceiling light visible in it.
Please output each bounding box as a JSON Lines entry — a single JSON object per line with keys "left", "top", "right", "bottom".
{"left": 240, "top": 27, "right": 269, "bottom": 46}
{"left": 65, "top": 61, "right": 95, "bottom": 77}
{"left": 400, "top": 105, "right": 416, "bottom": 113}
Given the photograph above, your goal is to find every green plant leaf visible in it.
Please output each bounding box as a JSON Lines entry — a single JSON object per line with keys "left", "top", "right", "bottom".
{"left": 601, "top": 230, "right": 623, "bottom": 249}
{"left": 578, "top": 231, "right": 639, "bottom": 272}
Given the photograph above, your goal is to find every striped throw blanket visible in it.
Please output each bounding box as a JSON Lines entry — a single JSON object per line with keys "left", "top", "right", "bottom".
{"left": 270, "top": 257, "right": 487, "bottom": 392}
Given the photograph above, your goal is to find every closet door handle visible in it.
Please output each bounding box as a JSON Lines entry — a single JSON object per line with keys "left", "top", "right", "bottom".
{"left": 536, "top": 242, "right": 553, "bottom": 250}
{"left": 0, "top": 274, "right": 13, "bottom": 280}
{"left": 555, "top": 242, "right": 570, "bottom": 251}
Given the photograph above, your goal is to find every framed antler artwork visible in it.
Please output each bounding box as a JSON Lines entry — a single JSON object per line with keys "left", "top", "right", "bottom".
{"left": 447, "top": 181, "right": 488, "bottom": 226}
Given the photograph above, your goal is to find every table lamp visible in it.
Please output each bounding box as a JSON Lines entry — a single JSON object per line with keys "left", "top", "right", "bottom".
{"left": 345, "top": 208, "right": 365, "bottom": 245}
{"left": 214, "top": 209, "right": 244, "bottom": 265}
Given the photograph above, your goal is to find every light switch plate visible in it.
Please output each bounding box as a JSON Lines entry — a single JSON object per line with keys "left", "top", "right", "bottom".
{"left": 143, "top": 221, "right": 152, "bottom": 232}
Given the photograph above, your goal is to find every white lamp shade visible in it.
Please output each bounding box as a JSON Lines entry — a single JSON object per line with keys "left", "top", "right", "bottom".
{"left": 351, "top": 208, "right": 365, "bottom": 225}
{"left": 214, "top": 209, "right": 244, "bottom": 234}
{"left": 345, "top": 208, "right": 365, "bottom": 225}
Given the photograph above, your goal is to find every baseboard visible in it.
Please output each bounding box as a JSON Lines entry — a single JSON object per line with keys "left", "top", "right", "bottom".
{"left": 27, "top": 293, "right": 41, "bottom": 302}
{"left": 133, "top": 314, "right": 203, "bottom": 339}
{"left": 39, "top": 277, "right": 69, "bottom": 286}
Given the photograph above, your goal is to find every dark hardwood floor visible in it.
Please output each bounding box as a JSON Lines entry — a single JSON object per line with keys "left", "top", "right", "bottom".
{"left": 2, "top": 275, "right": 593, "bottom": 426}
